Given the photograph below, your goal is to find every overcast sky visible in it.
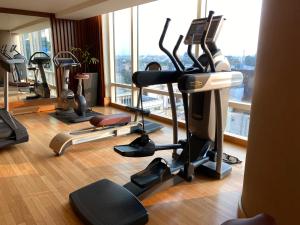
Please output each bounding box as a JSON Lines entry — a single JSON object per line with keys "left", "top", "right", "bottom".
{"left": 114, "top": 0, "right": 262, "bottom": 57}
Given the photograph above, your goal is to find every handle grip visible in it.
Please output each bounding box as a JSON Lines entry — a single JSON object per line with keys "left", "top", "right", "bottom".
{"left": 173, "top": 35, "right": 185, "bottom": 70}
{"left": 159, "top": 18, "right": 181, "bottom": 72}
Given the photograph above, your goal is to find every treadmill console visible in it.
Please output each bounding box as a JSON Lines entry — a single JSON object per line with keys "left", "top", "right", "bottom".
{"left": 184, "top": 15, "right": 224, "bottom": 45}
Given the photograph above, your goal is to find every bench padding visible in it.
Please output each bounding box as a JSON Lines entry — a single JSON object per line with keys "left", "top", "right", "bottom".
{"left": 90, "top": 113, "right": 131, "bottom": 127}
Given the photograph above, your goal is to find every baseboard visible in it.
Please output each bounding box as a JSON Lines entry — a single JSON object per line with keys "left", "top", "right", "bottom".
{"left": 12, "top": 104, "right": 56, "bottom": 115}
{"left": 224, "top": 133, "right": 248, "bottom": 147}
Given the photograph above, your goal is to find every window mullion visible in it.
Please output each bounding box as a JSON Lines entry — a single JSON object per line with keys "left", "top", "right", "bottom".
{"left": 131, "top": 6, "right": 138, "bottom": 107}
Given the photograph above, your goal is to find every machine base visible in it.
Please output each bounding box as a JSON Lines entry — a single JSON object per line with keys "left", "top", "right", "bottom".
{"left": 196, "top": 161, "right": 232, "bottom": 179}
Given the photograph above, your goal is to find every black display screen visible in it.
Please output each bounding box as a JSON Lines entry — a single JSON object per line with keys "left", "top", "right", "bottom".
{"left": 184, "top": 16, "right": 223, "bottom": 45}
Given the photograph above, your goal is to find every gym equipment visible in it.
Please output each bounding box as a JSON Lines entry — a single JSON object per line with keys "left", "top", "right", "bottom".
{"left": 49, "top": 62, "right": 164, "bottom": 156}
{"left": 9, "top": 45, "right": 29, "bottom": 87}
{"left": 0, "top": 44, "right": 29, "bottom": 87}
{"left": 53, "top": 51, "right": 100, "bottom": 123}
{"left": 0, "top": 49, "right": 29, "bottom": 148}
{"left": 69, "top": 11, "right": 243, "bottom": 225}
{"left": 26, "top": 52, "right": 52, "bottom": 99}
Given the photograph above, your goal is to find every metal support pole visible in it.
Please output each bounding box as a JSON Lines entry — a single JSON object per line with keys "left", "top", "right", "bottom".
{"left": 4, "top": 71, "right": 9, "bottom": 111}
{"left": 167, "top": 83, "right": 178, "bottom": 149}
{"left": 214, "top": 89, "right": 223, "bottom": 174}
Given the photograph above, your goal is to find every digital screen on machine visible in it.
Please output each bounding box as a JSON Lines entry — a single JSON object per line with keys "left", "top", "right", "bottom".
{"left": 184, "top": 16, "right": 222, "bottom": 45}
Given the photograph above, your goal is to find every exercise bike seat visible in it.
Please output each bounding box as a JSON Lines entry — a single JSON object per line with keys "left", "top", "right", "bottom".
{"left": 90, "top": 113, "right": 131, "bottom": 127}
{"left": 75, "top": 73, "right": 90, "bottom": 80}
{"left": 221, "top": 214, "right": 277, "bottom": 225}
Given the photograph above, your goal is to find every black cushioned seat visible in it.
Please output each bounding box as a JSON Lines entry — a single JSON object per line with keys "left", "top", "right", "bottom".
{"left": 69, "top": 179, "right": 148, "bottom": 225}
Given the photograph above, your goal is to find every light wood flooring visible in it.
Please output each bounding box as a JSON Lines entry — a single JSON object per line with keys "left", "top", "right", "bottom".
{"left": 0, "top": 107, "right": 246, "bottom": 225}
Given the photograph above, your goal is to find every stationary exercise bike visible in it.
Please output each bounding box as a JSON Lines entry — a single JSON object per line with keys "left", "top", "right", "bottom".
{"left": 50, "top": 61, "right": 164, "bottom": 156}
{"left": 53, "top": 51, "right": 96, "bottom": 123}
{"left": 69, "top": 11, "right": 244, "bottom": 225}
{"left": 26, "top": 52, "right": 52, "bottom": 99}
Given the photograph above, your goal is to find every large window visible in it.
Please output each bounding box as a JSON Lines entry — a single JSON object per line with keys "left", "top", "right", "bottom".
{"left": 20, "top": 28, "right": 56, "bottom": 88}
{"left": 138, "top": 0, "right": 197, "bottom": 71}
{"left": 136, "top": 0, "right": 197, "bottom": 121}
{"left": 110, "top": 0, "right": 262, "bottom": 139}
{"left": 113, "top": 8, "right": 132, "bottom": 106}
{"left": 206, "top": 0, "right": 262, "bottom": 137}
{"left": 114, "top": 8, "right": 132, "bottom": 85}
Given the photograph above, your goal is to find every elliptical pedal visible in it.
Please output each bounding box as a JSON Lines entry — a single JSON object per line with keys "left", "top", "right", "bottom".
{"left": 137, "top": 120, "right": 164, "bottom": 134}
{"left": 70, "top": 179, "right": 148, "bottom": 225}
{"left": 131, "top": 158, "right": 170, "bottom": 188}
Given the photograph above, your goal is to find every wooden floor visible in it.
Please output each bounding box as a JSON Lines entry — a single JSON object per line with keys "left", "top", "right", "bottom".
{"left": 0, "top": 107, "right": 246, "bottom": 225}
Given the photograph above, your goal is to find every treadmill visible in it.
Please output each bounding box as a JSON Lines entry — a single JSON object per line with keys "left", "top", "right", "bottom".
{"left": 0, "top": 52, "right": 29, "bottom": 148}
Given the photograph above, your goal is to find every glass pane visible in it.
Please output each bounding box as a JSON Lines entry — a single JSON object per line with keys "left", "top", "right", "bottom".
{"left": 114, "top": 8, "right": 132, "bottom": 84}
{"left": 226, "top": 108, "right": 250, "bottom": 137}
{"left": 206, "top": 0, "right": 262, "bottom": 103}
{"left": 18, "top": 27, "right": 56, "bottom": 99}
{"left": 138, "top": 0, "right": 198, "bottom": 71}
{"left": 115, "top": 87, "right": 132, "bottom": 106}
{"left": 142, "top": 91, "right": 185, "bottom": 121}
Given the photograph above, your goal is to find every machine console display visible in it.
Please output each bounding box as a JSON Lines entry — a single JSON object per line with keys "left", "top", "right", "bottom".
{"left": 184, "top": 15, "right": 224, "bottom": 45}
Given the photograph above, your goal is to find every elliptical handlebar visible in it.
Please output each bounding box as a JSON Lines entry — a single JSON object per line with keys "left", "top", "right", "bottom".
{"left": 159, "top": 18, "right": 181, "bottom": 72}
{"left": 187, "top": 42, "right": 205, "bottom": 72}
{"left": 172, "top": 35, "right": 185, "bottom": 71}
{"left": 10, "top": 45, "right": 16, "bottom": 53}
{"left": 53, "top": 51, "right": 81, "bottom": 67}
{"left": 201, "top": 11, "right": 216, "bottom": 72}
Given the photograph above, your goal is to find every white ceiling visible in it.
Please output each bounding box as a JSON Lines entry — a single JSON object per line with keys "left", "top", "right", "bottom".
{"left": 0, "top": 0, "right": 88, "bottom": 14}
{"left": 0, "top": 13, "right": 42, "bottom": 30}
{"left": 0, "top": 0, "right": 157, "bottom": 20}
{"left": 56, "top": 0, "right": 156, "bottom": 19}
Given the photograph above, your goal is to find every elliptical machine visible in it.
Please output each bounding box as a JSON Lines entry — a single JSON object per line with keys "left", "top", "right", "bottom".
{"left": 69, "top": 11, "right": 244, "bottom": 225}
{"left": 53, "top": 51, "right": 97, "bottom": 123}
{"left": 26, "top": 52, "right": 52, "bottom": 99}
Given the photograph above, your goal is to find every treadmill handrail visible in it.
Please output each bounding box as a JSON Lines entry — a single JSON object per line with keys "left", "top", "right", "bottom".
{"left": 53, "top": 51, "right": 80, "bottom": 67}
{"left": 28, "top": 51, "right": 50, "bottom": 67}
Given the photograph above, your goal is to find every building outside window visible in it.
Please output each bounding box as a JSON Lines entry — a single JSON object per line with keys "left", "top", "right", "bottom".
{"left": 110, "top": 0, "right": 262, "bottom": 139}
